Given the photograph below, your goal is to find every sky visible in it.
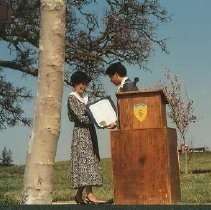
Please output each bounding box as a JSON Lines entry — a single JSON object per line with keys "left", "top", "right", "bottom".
{"left": 0, "top": 0, "right": 211, "bottom": 165}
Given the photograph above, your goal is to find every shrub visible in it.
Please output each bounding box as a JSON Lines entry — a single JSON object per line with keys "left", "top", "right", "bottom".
{"left": 0, "top": 147, "right": 13, "bottom": 166}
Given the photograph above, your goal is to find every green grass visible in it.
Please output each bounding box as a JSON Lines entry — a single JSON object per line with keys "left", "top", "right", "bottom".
{"left": 0, "top": 165, "right": 24, "bottom": 204}
{"left": 179, "top": 152, "right": 211, "bottom": 204}
{"left": 0, "top": 153, "right": 211, "bottom": 204}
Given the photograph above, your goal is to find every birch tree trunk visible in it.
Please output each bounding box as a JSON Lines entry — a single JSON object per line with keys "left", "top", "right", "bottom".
{"left": 23, "top": 0, "right": 66, "bottom": 204}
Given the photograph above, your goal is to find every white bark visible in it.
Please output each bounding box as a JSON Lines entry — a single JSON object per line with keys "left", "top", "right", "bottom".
{"left": 23, "top": 0, "right": 66, "bottom": 204}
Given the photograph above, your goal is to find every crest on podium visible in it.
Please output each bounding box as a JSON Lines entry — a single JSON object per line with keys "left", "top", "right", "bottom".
{"left": 133, "top": 103, "right": 147, "bottom": 122}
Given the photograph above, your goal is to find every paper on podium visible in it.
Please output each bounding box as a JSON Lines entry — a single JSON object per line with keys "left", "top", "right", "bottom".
{"left": 86, "top": 96, "right": 117, "bottom": 128}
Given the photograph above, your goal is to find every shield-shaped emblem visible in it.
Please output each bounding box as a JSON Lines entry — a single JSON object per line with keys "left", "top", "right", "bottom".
{"left": 133, "top": 103, "right": 147, "bottom": 122}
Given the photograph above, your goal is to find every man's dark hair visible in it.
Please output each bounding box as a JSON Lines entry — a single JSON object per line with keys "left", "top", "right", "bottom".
{"left": 70, "top": 71, "right": 91, "bottom": 87}
{"left": 105, "top": 62, "right": 127, "bottom": 77}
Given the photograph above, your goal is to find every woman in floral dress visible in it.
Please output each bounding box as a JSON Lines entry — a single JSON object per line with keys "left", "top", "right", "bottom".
{"left": 67, "top": 71, "right": 103, "bottom": 204}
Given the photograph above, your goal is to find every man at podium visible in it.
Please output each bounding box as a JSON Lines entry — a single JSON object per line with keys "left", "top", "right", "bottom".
{"left": 105, "top": 62, "right": 139, "bottom": 129}
{"left": 105, "top": 62, "right": 138, "bottom": 92}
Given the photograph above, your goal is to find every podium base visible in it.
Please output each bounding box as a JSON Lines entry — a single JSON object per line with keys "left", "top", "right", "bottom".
{"left": 110, "top": 127, "right": 181, "bottom": 205}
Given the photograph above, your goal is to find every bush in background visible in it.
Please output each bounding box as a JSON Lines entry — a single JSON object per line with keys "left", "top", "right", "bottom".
{"left": 0, "top": 146, "right": 13, "bottom": 166}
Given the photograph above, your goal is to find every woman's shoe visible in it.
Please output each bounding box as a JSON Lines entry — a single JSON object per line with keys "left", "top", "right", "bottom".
{"left": 85, "top": 196, "right": 105, "bottom": 204}
{"left": 74, "top": 196, "right": 87, "bottom": 204}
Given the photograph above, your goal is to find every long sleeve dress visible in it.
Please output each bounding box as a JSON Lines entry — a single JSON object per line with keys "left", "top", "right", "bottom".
{"left": 67, "top": 93, "right": 103, "bottom": 188}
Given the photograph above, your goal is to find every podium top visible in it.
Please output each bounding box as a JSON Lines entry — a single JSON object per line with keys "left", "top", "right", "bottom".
{"left": 116, "top": 88, "right": 168, "bottom": 104}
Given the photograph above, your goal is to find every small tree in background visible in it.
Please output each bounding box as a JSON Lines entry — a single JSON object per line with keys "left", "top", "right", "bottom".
{"left": 0, "top": 146, "right": 13, "bottom": 166}
{"left": 156, "top": 65, "right": 197, "bottom": 174}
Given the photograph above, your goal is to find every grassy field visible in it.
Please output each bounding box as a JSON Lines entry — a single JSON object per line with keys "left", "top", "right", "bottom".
{"left": 0, "top": 152, "right": 210, "bottom": 204}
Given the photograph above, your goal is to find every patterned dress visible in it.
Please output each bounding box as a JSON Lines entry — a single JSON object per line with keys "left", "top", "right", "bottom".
{"left": 67, "top": 94, "right": 103, "bottom": 188}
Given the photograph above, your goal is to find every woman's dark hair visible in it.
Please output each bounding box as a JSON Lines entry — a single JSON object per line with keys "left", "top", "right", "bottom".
{"left": 70, "top": 71, "right": 91, "bottom": 87}
{"left": 105, "top": 62, "right": 127, "bottom": 77}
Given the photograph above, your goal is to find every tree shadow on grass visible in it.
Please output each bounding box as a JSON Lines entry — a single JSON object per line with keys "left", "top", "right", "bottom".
{"left": 191, "top": 169, "right": 211, "bottom": 174}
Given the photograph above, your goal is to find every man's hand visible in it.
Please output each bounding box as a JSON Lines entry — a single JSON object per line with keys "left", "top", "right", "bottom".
{"left": 106, "top": 122, "right": 117, "bottom": 129}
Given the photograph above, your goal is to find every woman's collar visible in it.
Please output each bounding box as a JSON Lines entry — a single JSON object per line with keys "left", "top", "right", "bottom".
{"left": 70, "top": 91, "right": 88, "bottom": 104}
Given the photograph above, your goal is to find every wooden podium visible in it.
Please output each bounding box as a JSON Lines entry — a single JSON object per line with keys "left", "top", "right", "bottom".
{"left": 110, "top": 89, "right": 181, "bottom": 204}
